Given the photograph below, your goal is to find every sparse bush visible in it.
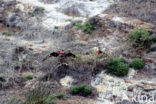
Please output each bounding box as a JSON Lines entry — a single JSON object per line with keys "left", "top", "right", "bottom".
{"left": 54, "top": 26, "right": 59, "bottom": 29}
{"left": 65, "top": 19, "right": 73, "bottom": 22}
{"left": 128, "top": 28, "right": 154, "bottom": 48}
{"left": 3, "top": 96, "right": 23, "bottom": 104}
{"left": 130, "top": 58, "right": 144, "bottom": 70}
{"left": 75, "top": 22, "right": 95, "bottom": 34}
{"left": 150, "top": 35, "right": 156, "bottom": 42}
{"left": 44, "top": 95, "right": 57, "bottom": 104}
{"left": 76, "top": 41, "right": 86, "bottom": 46}
{"left": 24, "top": 75, "right": 33, "bottom": 81}
{"left": 106, "top": 58, "right": 129, "bottom": 77}
{"left": 55, "top": 93, "right": 67, "bottom": 100}
{"left": 71, "top": 84, "right": 91, "bottom": 96}
{"left": 29, "top": 6, "right": 45, "bottom": 17}
{"left": 24, "top": 93, "right": 66, "bottom": 104}
{"left": 24, "top": 85, "right": 67, "bottom": 104}
{"left": 109, "top": 3, "right": 119, "bottom": 8}
{"left": 29, "top": 12, "right": 35, "bottom": 17}
{"left": 24, "top": 88, "right": 56, "bottom": 104}
{"left": 39, "top": 7, "right": 45, "bottom": 12}
{"left": 2, "top": 30, "right": 12, "bottom": 36}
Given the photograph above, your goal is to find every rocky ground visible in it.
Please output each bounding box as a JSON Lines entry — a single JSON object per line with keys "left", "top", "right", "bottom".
{"left": 0, "top": 0, "right": 156, "bottom": 104}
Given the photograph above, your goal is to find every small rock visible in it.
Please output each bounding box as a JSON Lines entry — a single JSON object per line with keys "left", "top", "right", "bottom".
{"left": 148, "top": 43, "right": 156, "bottom": 52}
{"left": 127, "top": 68, "right": 137, "bottom": 78}
{"left": 15, "top": 46, "right": 27, "bottom": 54}
{"left": 60, "top": 76, "right": 74, "bottom": 87}
{"left": 143, "top": 85, "right": 156, "bottom": 92}
{"left": 109, "top": 79, "right": 114, "bottom": 82}
{"left": 144, "top": 64, "right": 150, "bottom": 70}
{"left": 0, "top": 77, "right": 5, "bottom": 82}
{"left": 128, "top": 85, "right": 135, "bottom": 92}
{"left": 15, "top": 4, "right": 24, "bottom": 12}
{"left": 123, "top": 50, "right": 129, "bottom": 57}
{"left": 9, "top": 15, "right": 16, "bottom": 22}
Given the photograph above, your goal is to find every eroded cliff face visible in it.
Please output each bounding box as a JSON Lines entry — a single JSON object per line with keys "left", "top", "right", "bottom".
{"left": 0, "top": 0, "right": 156, "bottom": 104}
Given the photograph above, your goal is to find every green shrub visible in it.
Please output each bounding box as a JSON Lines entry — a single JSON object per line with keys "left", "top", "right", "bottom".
{"left": 128, "top": 28, "right": 153, "bottom": 48}
{"left": 65, "top": 19, "right": 73, "bottom": 22}
{"left": 29, "top": 12, "right": 35, "bottom": 17}
{"left": 106, "top": 58, "right": 129, "bottom": 77}
{"left": 54, "top": 26, "right": 59, "bottom": 29}
{"left": 76, "top": 41, "right": 86, "bottom": 46}
{"left": 39, "top": 7, "right": 45, "bottom": 12}
{"left": 130, "top": 58, "right": 144, "bottom": 70}
{"left": 71, "top": 84, "right": 91, "bottom": 96}
{"left": 2, "top": 30, "right": 12, "bottom": 36}
{"left": 24, "top": 75, "right": 33, "bottom": 81}
{"left": 75, "top": 22, "right": 95, "bottom": 34}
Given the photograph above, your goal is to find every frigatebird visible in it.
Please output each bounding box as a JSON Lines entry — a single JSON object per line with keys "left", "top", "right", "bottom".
{"left": 42, "top": 50, "right": 76, "bottom": 61}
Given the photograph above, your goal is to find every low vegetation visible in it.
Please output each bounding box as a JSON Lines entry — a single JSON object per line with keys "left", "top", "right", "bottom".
{"left": 55, "top": 93, "right": 67, "bottom": 100}
{"left": 29, "top": 6, "right": 45, "bottom": 17}
{"left": 24, "top": 75, "right": 33, "bottom": 81}
{"left": 2, "top": 30, "right": 12, "bottom": 36}
{"left": 39, "top": 7, "right": 45, "bottom": 13}
{"left": 72, "top": 50, "right": 109, "bottom": 65}
{"left": 106, "top": 58, "right": 129, "bottom": 77}
{"left": 29, "top": 12, "right": 35, "bottom": 17}
{"left": 75, "top": 22, "right": 95, "bottom": 34}
{"left": 54, "top": 26, "right": 59, "bottom": 29}
{"left": 128, "top": 28, "right": 155, "bottom": 49}
{"left": 65, "top": 19, "right": 73, "bottom": 22}
{"left": 24, "top": 93, "right": 56, "bottom": 104}
{"left": 24, "top": 87, "right": 66, "bottom": 104}
{"left": 109, "top": 3, "right": 119, "bottom": 8}
{"left": 106, "top": 57, "right": 144, "bottom": 76}
{"left": 76, "top": 41, "right": 86, "bottom": 46}
{"left": 71, "top": 84, "right": 92, "bottom": 96}
{"left": 130, "top": 58, "right": 144, "bottom": 70}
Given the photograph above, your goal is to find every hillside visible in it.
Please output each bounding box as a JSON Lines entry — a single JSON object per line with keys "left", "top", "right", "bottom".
{"left": 0, "top": 0, "right": 156, "bottom": 104}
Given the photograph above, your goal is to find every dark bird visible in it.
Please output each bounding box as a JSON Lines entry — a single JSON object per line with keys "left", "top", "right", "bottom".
{"left": 50, "top": 52, "right": 59, "bottom": 57}
{"left": 64, "top": 52, "right": 76, "bottom": 58}
{"left": 42, "top": 50, "right": 76, "bottom": 61}
{"left": 64, "top": 50, "right": 76, "bottom": 58}
{"left": 42, "top": 52, "right": 59, "bottom": 61}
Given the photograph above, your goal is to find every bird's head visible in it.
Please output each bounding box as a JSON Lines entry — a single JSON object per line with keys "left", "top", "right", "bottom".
{"left": 60, "top": 50, "right": 64, "bottom": 54}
